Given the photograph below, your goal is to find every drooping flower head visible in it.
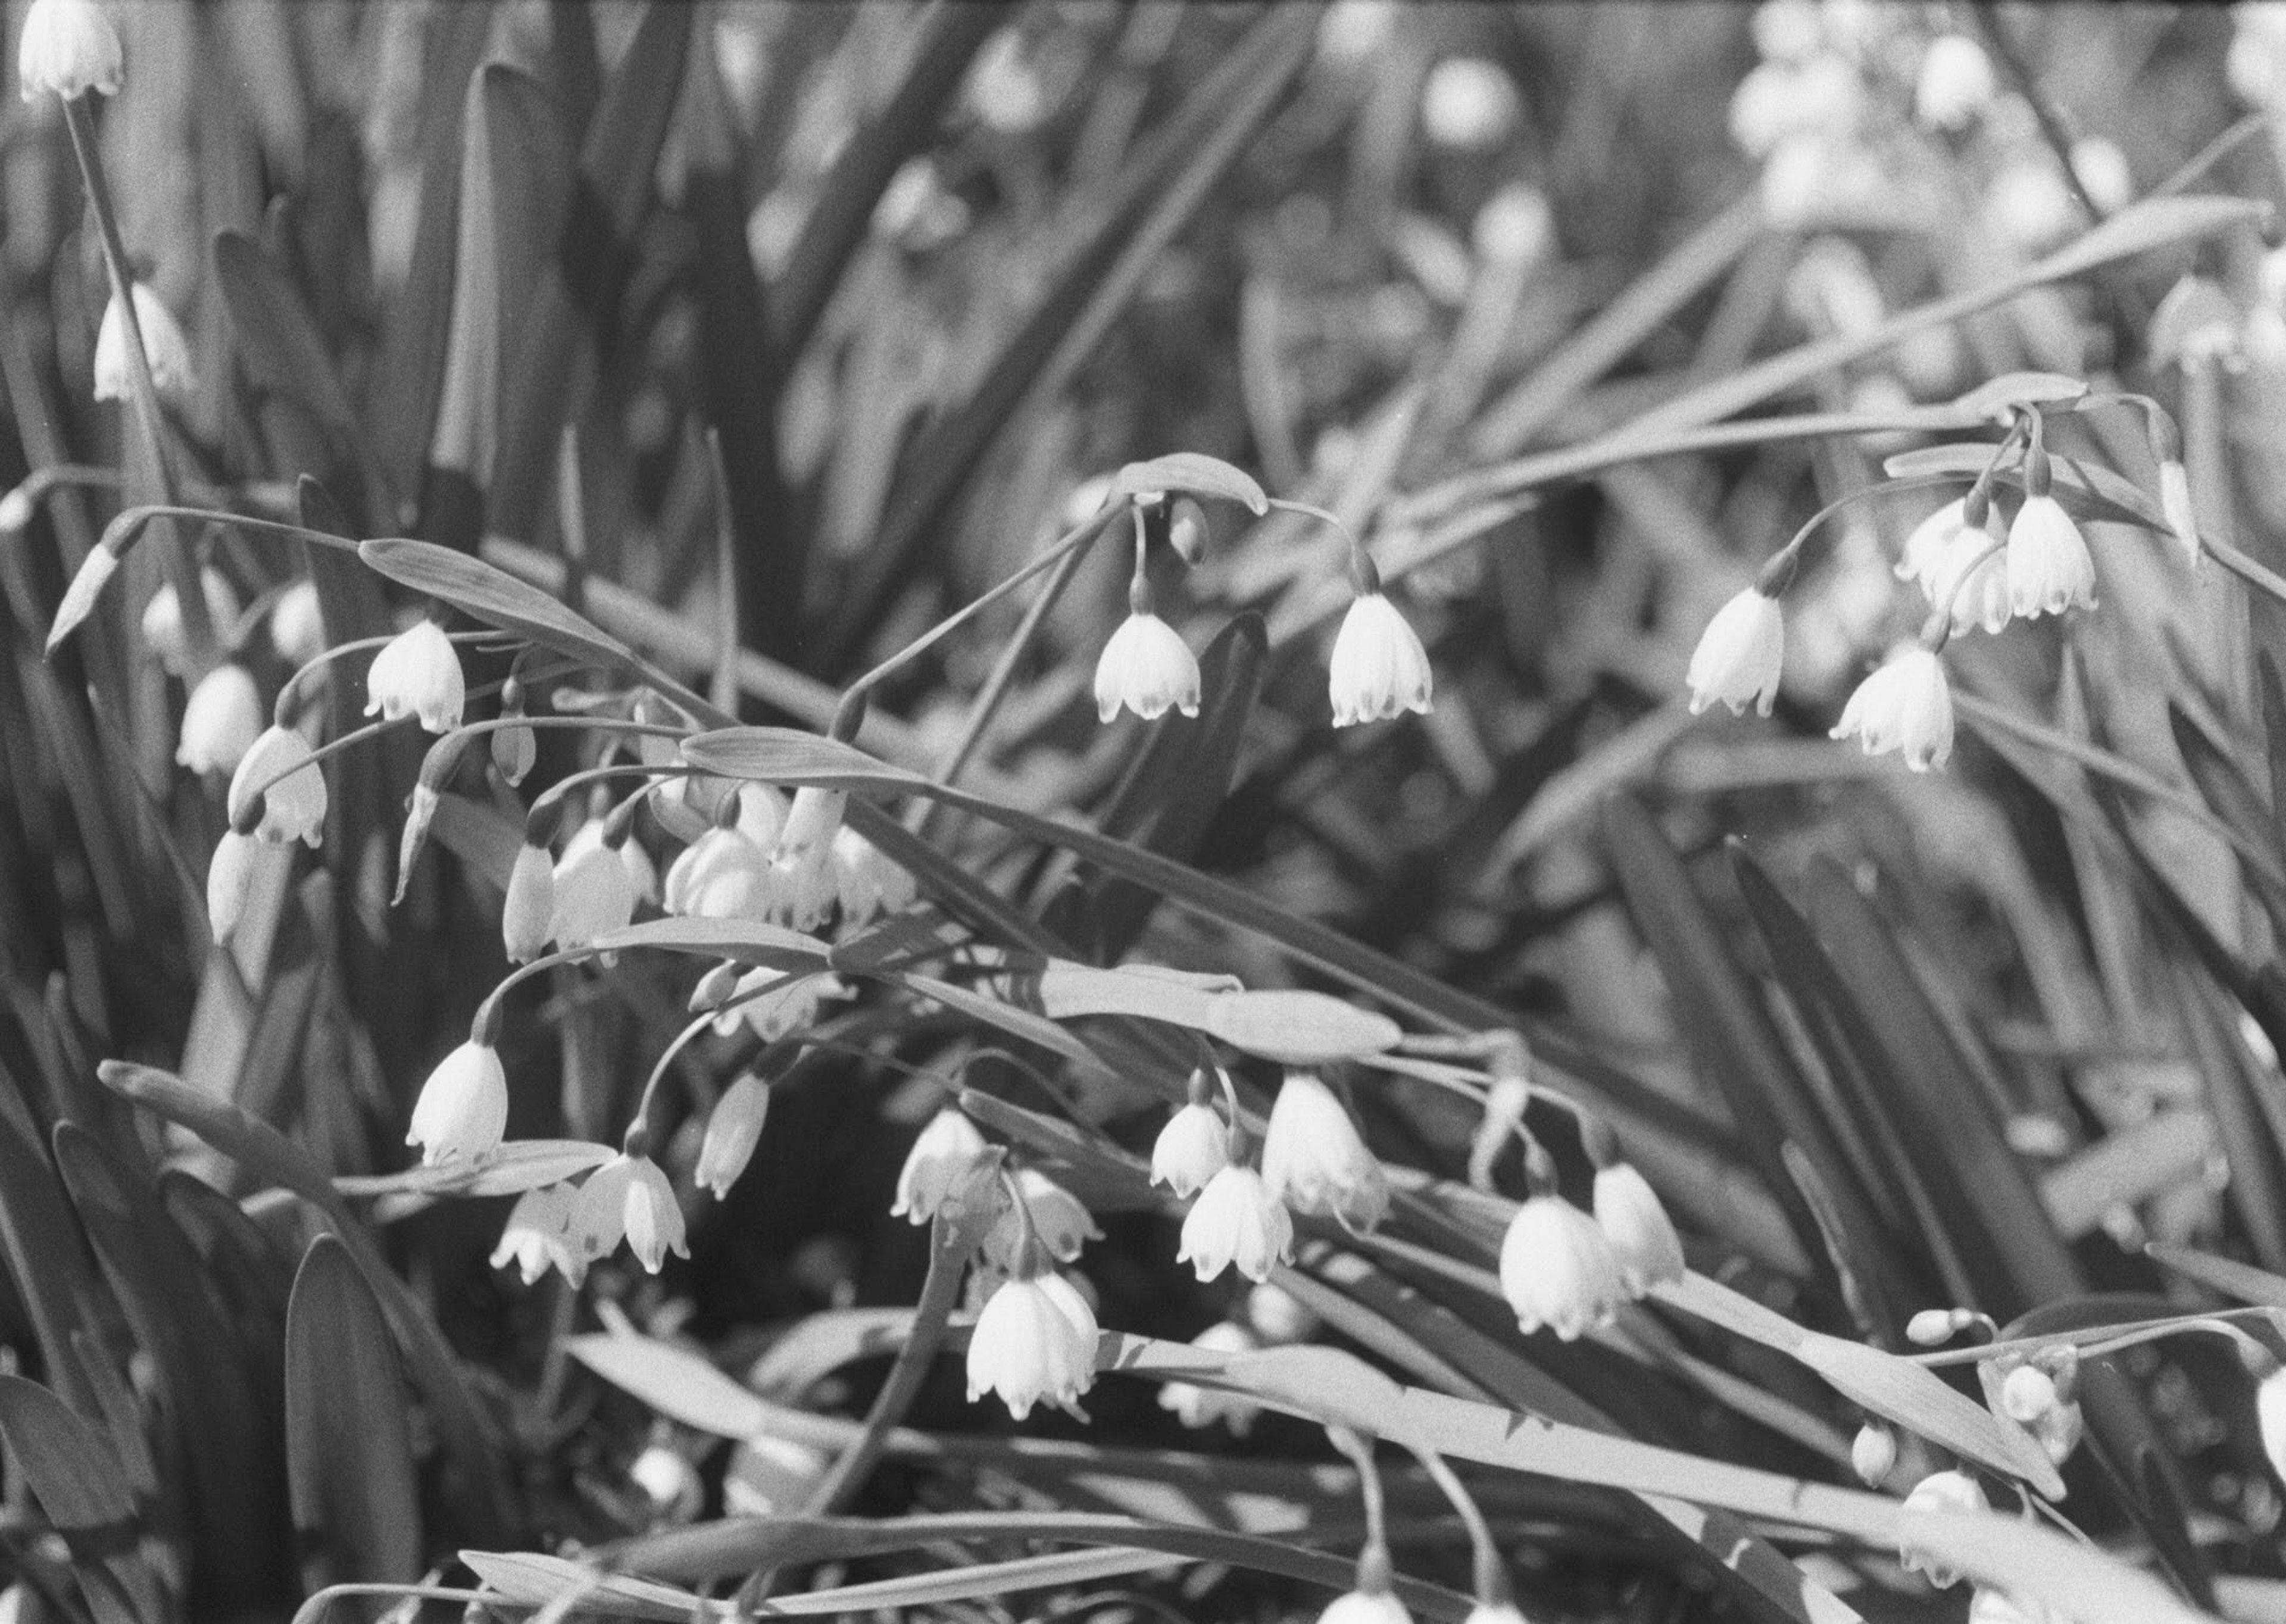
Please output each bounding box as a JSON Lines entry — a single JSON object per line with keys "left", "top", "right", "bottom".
{"left": 229, "top": 724, "right": 327, "bottom": 847}
{"left": 1684, "top": 587, "right": 1784, "bottom": 717}
{"left": 569, "top": 1153, "right": 689, "bottom": 1273}
{"left": 142, "top": 568, "right": 240, "bottom": 677}
{"left": 1157, "top": 1320, "right": 1261, "bottom": 1434}
{"left": 1094, "top": 585, "right": 1200, "bottom": 724}
{"left": 1899, "top": 1469, "right": 1988, "bottom": 1589}
{"left": 983, "top": 1168, "right": 1102, "bottom": 1272}
{"left": 892, "top": 1107, "right": 991, "bottom": 1225}
{"left": 269, "top": 579, "right": 326, "bottom": 669}
{"left": 1178, "top": 1163, "right": 1294, "bottom": 1283}
{"left": 1328, "top": 590, "right": 1433, "bottom": 726}
{"left": 407, "top": 1039, "right": 508, "bottom": 1167}
{"left": 501, "top": 839, "right": 556, "bottom": 964}
{"left": 1498, "top": 1187, "right": 1626, "bottom": 1340}
{"left": 94, "top": 283, "right": 193, "bottom": 406}
{"left": 1592, "top": 1161, "right": 1685, "bottom": 1293}
{"left": 770, "top": 787, "right": 847, "bottom": 932}
{"left": 697, "top": 1073, "right": 772, "bottom": 1199}
{"left": 664, "top": 825, "right": 770, "bottom": 921}
{"left": 549, "top": 823, "right": 639, "bottom": 951}
{"left": 489, "top": 1183, "right": 585, "bottom": 1287}
{"left": 176, "top": 663, "right": 263, "bottom": 774}
{"left": 1259, "top": 1072, "right": 1389, "bottom": 1234}
{"left": 1830, "top": 645, "right": 1953, "bottom": 772}
{"left": 18, "top": 0, "right": 121, "bottom": 102}
{"left": 964, "top": 1267, "right": 1098, "bottom": 1420}
{"left": 364, "top": 616, "right": 465, "bottom": 733}
{"left": 1151, "top": 1089, "right": 1231, "bottom": 1199}
{"left": 2005, "top": 492, "right": 2096, "bottom": 620}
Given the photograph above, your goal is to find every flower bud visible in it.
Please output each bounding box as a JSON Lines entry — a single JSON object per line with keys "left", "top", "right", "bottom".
{"left": 1913, "top": 34, "right": 1995, "bottom": 131}
{"left": 697, "top": 1073, "right": 771, "bottom": 1199}
{"left": 206, "top": 829, "right": 255, "bottom": 944}
{"left": 1851, "top": 1421, "right": 1896, "bottom": 1485}
{"left": 268, "top": 579, "right": 326, "bottom": 669}
{"left": 1419, "top": 55, "right": 1517, "bottom": 151}
{"left": 1592, "top": 1162, "right": 1685, "bottom": 1293}
{"left": 1245, "top": 1281, "right": 1319, "bottom": 1344}
{"left": 501, "top": 840, "right": 555, "bottom": 964}
{"left": 94, "top": 283, "right": 193, "bottom": 405}
{"left": 141, "top": 569, "right": 241, "bottom": 677}
{"left": 1167, "top": 496, "right": 1210, "bottom": 564}
{"left": 1999, "top": 1363, "right": 2057, "bottom": 1425}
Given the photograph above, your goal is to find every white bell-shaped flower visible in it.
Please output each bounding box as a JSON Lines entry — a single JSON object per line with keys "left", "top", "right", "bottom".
{"left": 1830, "top": 646, "right": 1953, "bottom": 772}
{"left": 2005, "top": 494, "right": 2096, "bottom": 620}
{"left": 268, "top": 579, "right": 326, "bottom": 669}
{"left": 569, "top": 1153, "right": 689, "bottom": 1273}
{"left": 141, "top": 569, "right": 240, "bottom": 677}
{"left": 1684, "top": 588, "right": 1784, "bottom": 717}
{"left": 1913, "top": 34, "right": 1995, "bottom": 130}
{"left": 227, "top": 723, "right": 327, "bottom": 847}
{"left": 364, "top": 618, "right": 464, "bottom": 733}
{"left": 406, "top": 1039, "right": 508, "bottom": 1167}
{"left": 891, "top": 1107, "right": 990, "bottom": 1224}
{"left": 1929, "top": 513, "right": 2011, "bottom": 636}
{"left": 1156, "top": 1320, "right": 1261, "bottom": 1434}
{"left": 18, "top": 0, "right": 120, "bottom": 101}
{"left": 1592, "top": 1163, "right": 1685, "bottom": 1293}
{"left": 770, "top": 786, "right": 847, "bottom": 932}
{"left": 831, "top": 825, "right": 917, "bottom": 925}
{"left": 1094, "top": 609, "right": 1200, "bottom": 724}
{"left": 1318, "top": 1580, "right": 1413, "bottom": 1624}
{"left": 94, "top": 283, "right": 193, "bottom": 405}
{"left": 206, "top": 829, "right": 255, "bottom": 945}
{"left": 1150, "top": 1100, "right": 1231, "bottom": 1198}
{"left": 964, "top": 1268, "right": 1098, "bottom": 1420}
{"left": 1895, "top": 499, "right": 1966, "bottom": 594}
{"left": 501, "top": 841, "right": 555, "bottom": 964}
{"left": 983, "top": 1168, "right": 1102, "bottom": 1271}
{"left": 663, "top": 826, "right": 770, "bottom": 920}
{"left": 549, "top": 825, "right": 639, "bottom": 951}
{"left": 1899, "top": 1469, "right": 1988, "bottom": 1588}
{"left": 1259, "top": 1072, "right": 1389, "bottom": 1234}
{"left": 1177, "top": 1164, "right": 1294, "bottom": 1283}
{"left": 1328, "top": 591, "right": 1433, "bottom": 726}
{"left": 177, "top": 663, "right": 263, "bottom": 774}
{"left": 1498, "top": 1192, "right": 1626, "bottom": 1339}
{"left": 489, "top": 1183, "right": 585, "bottom": 1287}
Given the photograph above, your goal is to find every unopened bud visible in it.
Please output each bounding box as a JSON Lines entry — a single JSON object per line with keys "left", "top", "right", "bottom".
{"left": 2000, "top": 1363, "right": 2057, "bottom": 1425}
{"left": 501, "top": 841, "right": 555, "bottom": 963}
{"left": 692, "top": 958, "right": 742, "bottom": 1011}
{"left": 1906, "top": 1308, "right": 1963, "bottom": 1346}
{"left": 1851, "top": 1421, "right": 1897, "bottom": 1486}
{"left": 1167, "top": 496, "right": 1209, "bottom": 565}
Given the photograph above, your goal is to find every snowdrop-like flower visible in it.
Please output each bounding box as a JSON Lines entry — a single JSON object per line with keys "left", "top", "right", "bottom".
{"left": 1684, "top": 588, "right": 1784, "bottom": 717}
{"left": 177, "top": 663, "right": 262, "bottom": 774}
{"left": 697, "top": 1073, "right": 771, "bottom": 1199}
{"left": 663, "top": 826, "right": 770, "bottom": 920}
{"left": 1246, "top": 1281, "right": 1319, "bottom": 1343}
{"left": 549, "top": 826, "right": 638, "bottom": 951}
{"left": 18, "top": 0, "right": 120, "bottom": 100}
{"left": 407, "top": 1039, "right": 508, "bottom": 1166}
{"left": 1328, "top": 591, "right": 1433, "bottom": 726}
{"left": 269, "top": 580, "right": 326, "bottom": 669}
{"left": 142, "top": 569, "right": 241, "bottom": 677}
{"left": 1094, "top": 608, "right": 1200, "bottom": 724}
{"left": 892, "top": 1107, "right": 990, "bottom": 1224}
{"left": 1929, "top": 512, "right": 2010, "bottom": 636}
{"left": 1913, "top": 34, "right": 1994, "bottom": 130}
{"left": 2257, "top": 1366, "right": 2286, "bottom": 1485}
{"left": 364, "top": 618, "right": 464, "bottom": 733}
{"left": 228, "top": 724, "right": 326, "bottom": 846}
{"left": 1830, "top": 646, "right": 1953, "bottom": 771}
{"left": 1896, "top": 499, "right": 1962, "bottom": 594}
{"left": 831, "top": 825, "right": 917, "bottom": 925}
{"left": 1157, "top": 1320, "right": 1260, "bottom": 1434}
{"left": 1178, "top": 1164, "right": 1294, "bottom": 1283}
{"left": 1968, "top": 1588, "right": 2065, "bottom": 1624}
{"left": 1319, "top": 1579, "right": 1413, "bottom": 1624}
{"left": 984, "top": 1169, "right": 1103, "bottom": 1272}
{"left": 770, "top": 787, "right": 846, "bottom": 931}
{"left": 206, "top": 828, "right": 255, "bottom": 944}
{"left": 711, "top": 967, "right": 846, "bottom": 1042}
{"left": 2006, "top": 494, "right": 2096, "bottom": 619}
{"left": 1151, "top": 1100, "right": 1231, "bottom": 1198}
{"left": 501, "top": 840, "right": 555, "bottom": 963}
{"left": 94, "top": 284, "right": 193, "bottom": 405}
{"left": 570, "top": 1153, "right": 689, "bottom": 1273}
{"left": 1260, "top": 1072, "right": 1389, "bottom": 1235}
{"left": 1851, "top": 1422, "right": 1896, "bottom": 1486}
{"left": 1899, "top": 1469, "right": 1988, "bottom": 1588}
{"left": 1592, "top": 1163, "right": 1685, "bottom": 1292}
{"left": 965, "top": 1269, "right": 1098, "bottom": 1420}
{"left": 1498, "top": 1193, "right": 1626, "bottom": 1339}
{"left": 489, "top": 1183, "right": 585, "bottom": 1287}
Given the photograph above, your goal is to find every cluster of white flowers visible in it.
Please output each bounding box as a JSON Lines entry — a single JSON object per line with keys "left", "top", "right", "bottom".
{"left": 1495, "top": 1159, "right": 1685, "bottom": 1341}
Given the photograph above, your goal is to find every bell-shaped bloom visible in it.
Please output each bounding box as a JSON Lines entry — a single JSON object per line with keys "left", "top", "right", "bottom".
{"left": 1896, "top": 499, "right": 1966, "bottom": 594}
{"left": 735, "top": 783, "right": 789, "bottom": 851}
{"left": 1328, "top": 591, "right": 1433, "bottom": 726}
{"left": 832, "top": 825, "right": 917, "bottom": 925}
{"left": 268, "top": 579, "right": 326, "bottom": 669}
{"left": 501, "top": 841, "right": 555, "bottom": 964}
{"left": 1177, "top": 1164, "right": 1294, "bottom": 1283}
{"left": 1684, "top": 588, "right": 1784, "bottom": 717}
{"left": 711, "top": 967, "right": 847, "bottom": 1042}
{"left": 1592, "top": 1163, "right": 1685, "bottom": 1293}
{"left": 1498, "top": 1192, "right": 1626, "bottom": 1339}
{"left": 663, "top": 826, "right": 770, "bottom": 921}
{"left": 18, "top": 0, "right": 121, "bottom": 101}
{"left": 697, "top": 1073, "right": 771, "bottom": 1199}
{"left": 364, "top": 618, "right": 464, "bottom": 733}
{"left": 407, "top": 1039, "right": 508, "bottom": 1167}
{"left": 964, "top": 1269, "right": 1098, "bottom": 1420}
{"left": 570, "top": 1153, "right": 689, "bottom": 1273}
{"left": 1318, "top": 1584, "right": 1413, "bottom": 1624}
{"left": 489, "top": 1183, "right": 585, "bottom": 1287}
{"left": 770, "top": 788, "right": 848, "bottom": 932}
{"left": 549, "top": 825, "right": 638, "bottom": 952}
{"left": 2006, "top": 495, "right": 2096, "bottom": 620}
{"left": 1245, "top": 1281, "right": 1319, "bottom": 1343}
{"left": 177, "top": 663, "right": 263, "bottom": 774}
{"left": 1157, "top": 1319, "right": 1261, "bottom": 1434}
{"left": 1094, "top": 611, "right": 1200, "bottom": 723}
{"left": 94, "top": 284, "right": 193, "bottom": 405}
{"left": 1463, "top": 1606, "right": 1526, "bottom": 1624}
{"left": 1150, "top": 1100, "right": 1231, "bottom": 1198}
{"left": 1900, "top": 1469, "right": 1988, "bottom": 1588}
{"left": 142, "top": 568, "right": 241, "bottom": 677}
{"left": 1913, "top": 33, "right": 1994, "bottom": 130}
{"left": 228, "top": 724, "right": 327, "bottom": 847}
{"left": 1929, "top": 514, "right": 2011, "bottom": 636}
{"left": 983, "top": 1168, "right": 1103, "bottom": 1272}
{"left": 1830, "top": 647, "right": 1953, "bottom": 772}
{"left": 891, "top": 1107, "right": 989, "bottom": 1224}
{"left": 1259, "top": 1072, "right": 1389, "bottom": 1235}
{"left": 206, "top": 829, "right": 255, "bottom": 945}
{"left": 1851, "top": 1422, "right": 1897, "bottom": 1486}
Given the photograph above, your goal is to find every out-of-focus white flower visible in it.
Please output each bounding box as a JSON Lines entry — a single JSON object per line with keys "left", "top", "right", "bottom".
{"left": 1900, "top": 1469, "right": 1988, "bottom": 1588}
{"left": 489, "top": 1183, "right": 585, "bottom": 1286}
{"left": 229, "top": 723, "right": 326, "bottom": 846}
{"left": 177, "top": 663, "right": 263, "bottom": 774}
{"left": 269, "top": 579, "right": 326, "bottom": 669}
{"left": 984, "top": 1167, "right": 1103, "bottom": 1271}
{"left": 1500, "top": 1192, "right": 1626, "bottom": 1339}
{"left": 965, "top": 1269, "right": 1098, "bottom": 1420}
{"left": 1930, "top": 512, "right": 2011, "bottom": 636}
{"left": 142, "top": 569, "right": 241, "bottom": 677}
{"left": 1896, "top": 498, "right": 1967, "bottom": 594}
{"left": 1751, "top": 0, "right": 1823, "bottom": 63}
{"left": 549, "top": 825, "right": 639, "bottom": 951}
{"left": 664, "top": 826, "right": 770, "bottom": 920}
{"left": 94, "top": 283, "right": 193, "bottom": 405}
{"left": 1157, "top": 1320, "right": 1260, "bottom": 1434}
{"left": 1830, "top": 646, "right": 1953, "bottom": 772}
{"left": 207, "top": 829, "right": 255, "bottom": 944}
{"left": 2232, "top": 3, "right": 2286, "bottom": 104}
{"left": 1095, "top": 610, "right": 1200, "bottom": 724}
{"left": 1419, "top": 56, "right": 1517, "bottom": 151}
{"left": 1592, "top": 1163, "right": 1685, "bottom": 1292}
{"left": 18, "top": 0, "right": 120, "bottom": 100}
{"left": 1178, "top": 1164, "right": 1294, "bottom": 1283}
{"left": 1260, "top": 1072, "right": 1389, "bottom": 1233}
{"left": 1913, "top": 34, "right": 1994, "bottom": 131}
{"left": 1472, "top": 184, "right": 1551, "bottom": 268}
{"left": 697, "top": 1073, "right": 772, "bottom": 1199}
{"left": 965, "top": 27, "right": 1047, "bottom": 135}
{"left": 770, "top": 786, "right": 846, "bottom": 932}
{"left": 1985, "top": 159, "right": 2074, "bottom": 252}
{"left": 1319, "top": 1581, "right": 1413, "bottom": 1624}
{"left": 1967, "top": 1588, "right": 2066, "bottom": 1624}
{"left": 831, "top": 825, "right": 916, "bottom": 925}
{"left": 711, "top": 967, "right": 845, "bottom": 1042}
{"left": 2006, "top": 494, "right": 2096, "bottom": 619}
{"left": 1851, "top": 1421, "right": 1896, "bottom": 1486}
{"left": 501, "top": 841, "right": 555, "bottom": 963}
{"left": 1151, "top": 1098, "right": 1231, "bottom": 1198}
{"left": 1999, "top": 1363, "right": 2057, "bottom": 1425}
{"left": 630, "top": 1443, "right": 701, "bottom": 1522}
{"left": 1329, "top": 591, "right": 1433, "bottom": 726}
{"left": 2070, "top": 138, "right": 2133, "bottom": 214}
{"left": 1315, "top": 0, "right": 1397, "bottom": 67}
{"left": 1684, "top": 587, "right": 1785, "bottom": 717}
{"left": 1731, "top": 55, "right": 1859, "bottom": 156}
{"left": 892, "top": 1107, "right": 990, "bottom": 1224}
{"left": 364, "top": 619, "right": 464, "bottom": 733}
{"left": 570, "top": 1153, "right": 688, "bottom": 1273}
{"left": 1757, "top": 133, "right": 1837, "bottom": 227}
{"left": 407, "top": 1039, "right": 508, "bottom": 1166}
{"left": 1246, "top": 1281, "right": 1319, "bottom": 1343}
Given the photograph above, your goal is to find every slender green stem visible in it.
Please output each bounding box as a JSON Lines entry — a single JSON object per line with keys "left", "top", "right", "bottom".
{"left": 1407, "top": 1445, "right": 1507, "bottom": 1605}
